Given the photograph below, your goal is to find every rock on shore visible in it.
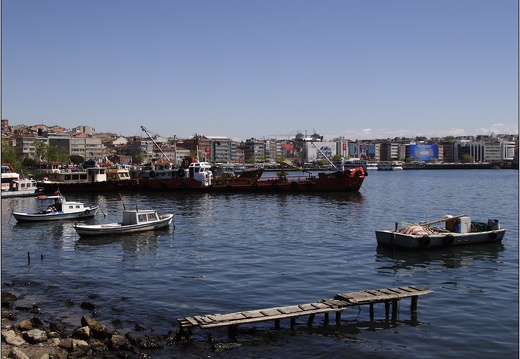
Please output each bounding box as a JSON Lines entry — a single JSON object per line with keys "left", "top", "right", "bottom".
{"left": 1, "top": 291, "right": 180, "bottom": 358}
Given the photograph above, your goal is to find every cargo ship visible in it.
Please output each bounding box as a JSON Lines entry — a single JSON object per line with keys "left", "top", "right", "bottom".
{"left": 136, "top": 159, "right": 366, "bottom": 193}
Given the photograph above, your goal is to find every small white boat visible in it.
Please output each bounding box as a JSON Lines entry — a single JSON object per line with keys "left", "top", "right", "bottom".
{"left": 375, "top": 214, "right": 506, "bottom": 250}
{"left": 377, "top": 161, "right": 403, "bottom": 171}
{"left": 2, "top": 178, "right": 43, "bottom": 198}
{"left": 365, "top": 162, "right": 379, "bottom": 171}
{"left": 11, "top": 194, "right": 99, "bottom": 222}
{"left": 73, "top": 209, "right": 174, "bottom": 237}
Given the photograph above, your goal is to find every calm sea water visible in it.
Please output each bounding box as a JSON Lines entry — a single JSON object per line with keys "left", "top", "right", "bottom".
{"left": 1, "top": 169, "right": 518, "bottom": 358}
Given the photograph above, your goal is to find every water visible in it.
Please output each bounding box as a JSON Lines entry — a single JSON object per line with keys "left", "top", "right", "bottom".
{"left": 1, "top": 169, "right": 518, "bottom": 358}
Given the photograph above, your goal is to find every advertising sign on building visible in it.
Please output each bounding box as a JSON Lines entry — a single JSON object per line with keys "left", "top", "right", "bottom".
{"left": 306, "top": 142, "right": 337, "bottom": 161}
{"left": 409, "top": 144, "right": 438, "bottom": 161}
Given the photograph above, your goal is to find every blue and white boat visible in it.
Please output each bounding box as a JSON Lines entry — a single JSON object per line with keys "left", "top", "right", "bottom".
{"left": 11, "top": 193, "right": 99, "bottom": 222}
{"left": 73, "top": 208, "right": 173, "bottom": 237}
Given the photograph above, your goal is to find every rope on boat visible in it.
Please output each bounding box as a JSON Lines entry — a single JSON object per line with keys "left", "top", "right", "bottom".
{"left": 399, "top": 222, "right": 450, "bottom": 234}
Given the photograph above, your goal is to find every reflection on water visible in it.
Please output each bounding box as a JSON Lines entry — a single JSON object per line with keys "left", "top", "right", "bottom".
{"left": 375, "top": 243, "right": 506, "bottom": 272}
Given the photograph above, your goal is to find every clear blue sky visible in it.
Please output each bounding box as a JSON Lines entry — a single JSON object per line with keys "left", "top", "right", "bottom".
{"left": 2, "top": 0, "right": 518, "bottom": 140}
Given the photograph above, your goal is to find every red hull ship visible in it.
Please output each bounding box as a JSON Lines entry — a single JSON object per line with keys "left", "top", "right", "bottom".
{"left": 137, "top": 161, "right": 366, "bottom": 193}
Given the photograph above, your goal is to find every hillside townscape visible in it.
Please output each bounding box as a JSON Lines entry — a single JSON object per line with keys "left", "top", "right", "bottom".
{"left": 1, "top": 119, "right": 518, "bottom": 173}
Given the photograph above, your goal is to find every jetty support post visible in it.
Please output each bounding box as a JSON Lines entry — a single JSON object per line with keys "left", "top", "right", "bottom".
{"left": 228, "top": 325, "right": 238, "bottom": 339}
{"left": 307, "top": 313, "right": 316, "bottom": 326}
{"left": 175, "top": 326, "right": 192, "bottom": 341}
{"left": 411, "top": 295, "right": 419, "bottom": 312}
{"left": 335, "top": 311, "right": 341, "bottom": 325}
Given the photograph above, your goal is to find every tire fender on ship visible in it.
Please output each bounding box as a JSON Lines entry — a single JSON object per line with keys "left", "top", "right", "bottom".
{"left": 149, "top": 171, "right": 156, "bottom": 178}
{"left": 84, "top": 209, "right": 90, "bottom": 215}
{"left": 443, "top": 234, "right": 455, "bottom": 246}
{"left": 419, "top": 236, "right": 430, "bottom": 248}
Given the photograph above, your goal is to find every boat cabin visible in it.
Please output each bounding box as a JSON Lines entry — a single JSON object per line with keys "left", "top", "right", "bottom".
{"left": 43, "top": 167, "right": 108, "bottom": 184}
{"left": 1, "top": 163, "right": 20, "bottom": 191}
{"left": 106, "top": 168, "right": 131, "bottom": 181}
{"left": 9, "top": 178, "right": 40, "bottom": 192}
{"left": 188, "top": 162, "right": 213, "bottom": 186}
{"left": 122, "top": 209, "right": 160, "bottom": 225}
{"left": 37, "top": 195, "right": 87, "bottom": 213}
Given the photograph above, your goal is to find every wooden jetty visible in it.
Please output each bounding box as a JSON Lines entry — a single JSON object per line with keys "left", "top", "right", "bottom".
{"left": 177, "top": 285, "right": 432, "bottom": 339}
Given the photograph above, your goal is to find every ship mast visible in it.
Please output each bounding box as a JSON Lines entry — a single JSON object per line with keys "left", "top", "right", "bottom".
{"left": 141, "top": 126, "right": 172, "bottom": 162}
{"left": 310, "top": 141, "right": 340, "bottom": 171}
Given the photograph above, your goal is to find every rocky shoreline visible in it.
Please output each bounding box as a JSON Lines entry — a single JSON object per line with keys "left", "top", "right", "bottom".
{"left": 1, "top": 291, "right": 184, "bottom": 358}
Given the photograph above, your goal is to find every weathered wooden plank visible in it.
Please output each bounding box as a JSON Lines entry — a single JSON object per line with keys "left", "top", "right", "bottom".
{"left": 242, "top": 310, "right": 266, "bottom": 319}
{"left": 178, "top": 286, "right": 433, "bottom": 332}
{"left": 260, "top": 308, "right": 283, "bottom": 316}
{"left": 278, "top": 305, "right": 304, "bottom": 315}
{"left": 207, "top": 312, "right": 245, "bottom": 322}
{"left": 194, "top": 315, "right": 213, "bottom": 324}
{"left": 198, "top": 307, "right": 338, "bottom": 328}
{"left": 320, "top": 298, "right": 348, "bottom": 307}
{"left": 335, "top": 286, "right": 432, "bottom": 304}
{"left": 311, "top": 302, "right": 330, "bottom": 309}
{"left": 184, "top": 317, "right": 199, "bottom": 326}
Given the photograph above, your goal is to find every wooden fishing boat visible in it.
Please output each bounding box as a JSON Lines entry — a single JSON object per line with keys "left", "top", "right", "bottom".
{"left": 11, "top": 193, "right": 99, "bottom": 222}
{"left": 73, "top": 209, "right": 174, "bottom": 237}
{"left": 375, "top": 214, "right": 506, "bottom": 250}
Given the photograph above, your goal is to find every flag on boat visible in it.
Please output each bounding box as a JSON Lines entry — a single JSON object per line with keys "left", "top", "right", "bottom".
{"left": 53, "top": 189, "right": 60, "bottom": 195}
{"left": 117, "top": 193, "right": 122, "bottom": 201}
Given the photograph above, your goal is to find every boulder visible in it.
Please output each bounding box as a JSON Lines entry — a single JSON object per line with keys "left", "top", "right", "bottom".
{"left": 81, "top": 316, "right": 107, "bottom": 339}
{"left": 72, "top": 326, "right": 90, "bottom": 341}
{"left": 1, "top": 292, "right": 17, "bottom": 309}
{"left": 8, "top": 347, "right": 30, "bottom": 359}
{"left": 18, "top": 320, "right": 32, "bottom": 331}
{"left": 22, "top": 328, "right": 48, "bottom": 344}
{"left": 2, "top": 329, "right": 27, "bottom": 346}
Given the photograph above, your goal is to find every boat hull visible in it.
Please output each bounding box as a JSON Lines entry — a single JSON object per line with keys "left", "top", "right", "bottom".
{"left": 2, "top": 189, "right": 43, "bottom": 198}
{"left": 73, "top": 214, "right": 173, "bottom": 237}
{"left": 139, "top": 167, "right": 366, "bottom": 192}
{"left": 375, "top": 229, "right": 506, "bottom": 250}
{"left": 43, "top": 180, "right": 139, "bottom": 193}
{"left": 12, "top": 206, "right": 99, "bottom": 222}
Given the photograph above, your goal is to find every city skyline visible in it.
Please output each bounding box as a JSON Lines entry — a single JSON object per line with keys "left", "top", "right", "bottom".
{"left": 2, "top": 1, "right": 518, "bottom": 140}
{"left": 4, "top": 120, "right": 519, "bottom": 143}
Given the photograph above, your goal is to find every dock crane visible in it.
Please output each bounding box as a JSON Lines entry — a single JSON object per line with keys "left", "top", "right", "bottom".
{"left": 141, "top": 126, "right": 172, "bottom": 163}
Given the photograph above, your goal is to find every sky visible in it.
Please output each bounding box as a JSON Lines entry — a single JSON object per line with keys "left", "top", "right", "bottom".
{"left": 1, "top": 0, "right": 518, "bottom": 141}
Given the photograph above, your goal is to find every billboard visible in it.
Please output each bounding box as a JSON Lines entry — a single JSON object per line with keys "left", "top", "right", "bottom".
{"left": 306, "top": 142, "right": 337, "bottom": 161}
{"left": 409, "top": 144, "right": 438, "bottom": 161}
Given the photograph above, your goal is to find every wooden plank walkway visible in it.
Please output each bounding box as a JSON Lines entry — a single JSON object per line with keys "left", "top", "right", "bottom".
{"left": 177, "top": 285, "right": 432, "bottom": 339}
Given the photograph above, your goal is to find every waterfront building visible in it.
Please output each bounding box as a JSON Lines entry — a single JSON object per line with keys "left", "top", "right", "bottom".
{"left": 70, "top": 134, "right": 103, "bottom": 161}
{"left": 206, "top": 136, "right": 236, "bottom": 164}
{"left": 14, "top": 135, "right": 47, "bottom": 159}
{"left": 240, "top": 138, "right": 266, "bottom": 163}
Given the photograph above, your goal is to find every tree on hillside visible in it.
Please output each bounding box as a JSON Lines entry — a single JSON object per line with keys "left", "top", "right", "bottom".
{"left": 1, "top": 138, "right": 19, "bottom": 169}
{"left": 33, "top": 141, "right": 68, "bottom": 163}
{"left": 69, "top": 155, "right": 84, "bottom": 165}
